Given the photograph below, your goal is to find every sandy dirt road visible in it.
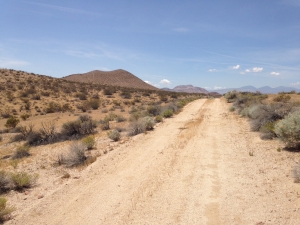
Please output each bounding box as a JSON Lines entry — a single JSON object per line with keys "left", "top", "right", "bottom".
{"left": 8, "top": 98, "right": 300, "bottom": 225}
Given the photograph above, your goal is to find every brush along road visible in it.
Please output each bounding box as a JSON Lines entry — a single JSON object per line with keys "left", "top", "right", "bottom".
{"left": 8, "top": 98, "right": 300, "bottom": 225}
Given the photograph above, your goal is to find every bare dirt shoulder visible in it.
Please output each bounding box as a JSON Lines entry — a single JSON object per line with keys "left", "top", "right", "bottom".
{"left": 7, "top": 98, "right": 300, "bottom": 225}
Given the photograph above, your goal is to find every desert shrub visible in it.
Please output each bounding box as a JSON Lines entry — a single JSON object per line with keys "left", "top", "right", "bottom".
{"left": 259, "top": 121, "right": 277, "bottom": 140}
{"left": 81, "top": 135, "right": 96, "bottom": 150}
{"left": 0, "top": 136, "right": 2, "bottom": 142}
{"left": 62, "top": 142, "right": 87, "bottom": 167}
{"left": 99, "top": 120, "right": 110, "bottom": 130}
{"left": 108, "top": 129, "right": 121, "bottom": 141}
{"left": 274, "top": 111, "right": 300, "bottom": 148}
{"left": 229, "top": 106, "right": 235, "bottom": 112}
{"left": 162, "top": 109, "right": 173, "bottom": 118}
{"left": 45, "top": 102, "right": 62, "bottom": 113}
{"left": 120, "top": 91, "right": 132, "bottom": 99}
{"left": 26, "top": 131, "right": 43, "bottom": 145}
{"left": 12, "top": 145, "right": 30, "bottom": 159}
{"left": 5, "top": 117, "right": 20, "bottom": 128}
{"left": 224, "top": 90, "right": 238, "bottom": 103}
{"left": 11, "top": 172, "right": 38, "bottom": 191}
{"left": 20, "top": 113, "right": 30, "bottom": 121}
{"left": 0, "top": 171, "right": 13, "bottom": 193}
{"left": 127, "top": 120, "right": 146, "bottom": 136}
{"left": 140, "top": 116, "right": 155, "bottom": 130}
{"left": 0, "top": 197, "right": 15, "bottom": 223}
{"left": 61, "top": 116, "right": 97, "bottom": 137}
{"left": 293, "top": 164, "right": 300, "bottom": 183}
{"left": 155, "top": 115, "right": 163, "bottom": 123}
{"left": 159, "top": 95, "right": 168, "bottom": 102}
{"left": 104, "top": 113, "right": 117, "bottom": 121}
{"left": 273, "top": 94, "right": 291, "bottom": 103}
{"left": 115, "top": 115, "right": 126, "bottom": 123}
{"left": 147, "top": 105, "right": 161, "bottom": 116}
{"left": 77, "top": 93, "right": 87, "bottom": 100}
{"left": 89, "top": 99, "right": 100, "bottom": 110}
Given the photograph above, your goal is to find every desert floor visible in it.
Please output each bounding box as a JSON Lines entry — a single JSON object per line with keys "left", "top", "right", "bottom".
{"left": 6, "top": 98, "right": 300, "bottom": 225}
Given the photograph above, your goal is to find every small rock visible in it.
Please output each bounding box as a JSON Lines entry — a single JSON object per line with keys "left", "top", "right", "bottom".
{"left": 73, "top": 176, "right": 80, "bottom": 179}
{"left": 23, "top": 197, "right": 27, "bottom": 200}
{"left": 37, "top": 195, "right": 44, "bottom": 199}
{"left": 24, "top": 191, "right": 30, "bottom": 195}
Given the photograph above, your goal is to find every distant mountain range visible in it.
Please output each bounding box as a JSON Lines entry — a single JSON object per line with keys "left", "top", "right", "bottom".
{"left": 215, "top": 86, "right": 300, "bottom": 94}
{"left": 63, "top": 69, "right": 158, "bottom": 90}
{"left": 161, "top": 85, "right": 209, "bottom": 94}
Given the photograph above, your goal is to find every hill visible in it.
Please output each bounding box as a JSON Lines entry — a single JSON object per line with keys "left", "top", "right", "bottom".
{"left": 216, "top": 85, "right": 300, "bottom": 94}
{"left": 63, "top": 69, "right": 158, "bottom": 90}
{"left": 162, "top": 85, "right": 209, "bottom": 94}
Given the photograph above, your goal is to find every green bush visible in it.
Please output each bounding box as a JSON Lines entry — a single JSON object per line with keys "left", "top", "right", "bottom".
{"left": 274, "top": 111, "right": 300, "bottom": 148}
{"left": 12, "top": 145, "right": 31, "bottom": 159}
{"left": 5, "top": 117, "right": 20, "bottom": 128}
{"left": 11, "top": 172, "right": 38, "bottom": 191}
{"left": 162, "top": 109, "right": 173, "bottom": 118}
{"left": 108, "top": 129, "right": 121, "bottom": 141}
{"left": 0, "top": 197, "right": 15, "bottom": 223}
{"left": 81, "top": 135, "right": 96, "bottom": 150}
{"left": 155, "top": 115, "right": 163, "bottom": 123}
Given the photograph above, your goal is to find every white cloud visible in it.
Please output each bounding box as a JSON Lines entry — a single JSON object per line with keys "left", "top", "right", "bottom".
{"left": 240, "top": 72, "right": 245, "bottom": 75}
{"left": 270, "top": 72, "right": 280, "bottom": 76}
{"left": 208, "top": 69, "right": 217, "bottom": 72}
{"left": 290, "top": 82, "right": 300, "bottom": 87}
{"left": 0, "top": 58, "right": 29, "bottom": 67}
{"left": 172, "top": 27, "right": 189, "bottom": 33}
{"left": 204, "top": 86, "right": 225, "bottom": 90}
{"left": 144, "top": 80, "right": 152, "bottom": 84}
{"left": 213, "top": 86, "right": 225, "bottom": 90}
{"left": 160, "top": 79, "right": 171, "bottom": 85}
{"left": 252, "top": 67, "right": 263, "bottom": 72}
{"left": 233, "top": 65, "right": 240, "bottom": 70}
{"left": 245, "top": 69, "right": 251, "bottom": 73}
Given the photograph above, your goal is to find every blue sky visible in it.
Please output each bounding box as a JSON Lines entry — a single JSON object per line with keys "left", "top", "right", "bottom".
{"left": 1, "top": 0, "right": 300, "bottom": 90}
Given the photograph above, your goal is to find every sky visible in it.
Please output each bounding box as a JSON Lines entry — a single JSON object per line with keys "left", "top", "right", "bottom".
{"left": 1, "top": 0, "right": 300, "bottom": 90}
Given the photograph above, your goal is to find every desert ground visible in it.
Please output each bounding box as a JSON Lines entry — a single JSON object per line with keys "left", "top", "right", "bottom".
{"left": 4, "top": 98, "right": 300, "bottom": 225}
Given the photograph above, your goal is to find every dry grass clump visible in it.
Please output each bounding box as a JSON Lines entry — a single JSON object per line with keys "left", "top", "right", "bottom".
{"left": 0, "top": 197, "right": 15, "bottom": 223}
{"left": 12, "top": 145, "right": 31, "bottom": 159}
{"left": 61, "top": 115, "right": 97, "bottom": 137}
{"left": 58, "top": 142, "right": 96, "bottom": 167}
{"left": 11, "top": 172, "right": 38, "bottom": 191}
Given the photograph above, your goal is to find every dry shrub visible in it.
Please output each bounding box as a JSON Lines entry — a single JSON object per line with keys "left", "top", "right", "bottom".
{"left": 81, "top": 135, "right": 96, "bottom": 150}
{"left": 127, "top": 120, "right": 146, "bottom": 136}
{"left": 275, "top": 111, "right": 300, "bottom": 148}
{"left": 140, "top": 116, "right": 155, "bottom": 130}
{"left": 108, "top": 130, "right": 121, "bottom": 141}
{"left": 0, "top": 171, "right": 13, "bottom": 193}
{"left": 11, "top": 172, "right": 38, "bottom": 191}
{"left": 61, "top": 142, "right": 87, "bottom": 167}
{"left": 155, "top": 115, "right": 163, "bottom": 123}
{"left": 99, "top": 120, "right": 110, "bottom": 130}
{"left": 273, "top": 94, "right": 291, "bottom": 103}
{"left": 0, "top": 197, "right": 15, "bottom": 223}
{"left": 12, "top": 145, "right": 30, "bottom": 159}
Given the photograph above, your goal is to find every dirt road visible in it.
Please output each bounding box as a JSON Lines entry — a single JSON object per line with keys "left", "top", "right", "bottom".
{"left": 8, "top": 98, "right": 300, "bottom": 225}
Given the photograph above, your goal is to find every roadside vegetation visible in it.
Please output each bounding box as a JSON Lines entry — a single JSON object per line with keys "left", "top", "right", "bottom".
{"left": 225, "top": 90, "right": 300, "bottom": 149}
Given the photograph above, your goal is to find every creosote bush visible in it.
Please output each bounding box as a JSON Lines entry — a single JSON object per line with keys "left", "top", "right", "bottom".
{"left": 155, "top": 115, "right": 163, "bottom": 123}
{"left": 162, "top": 109, "right": 173, "bottom": 118}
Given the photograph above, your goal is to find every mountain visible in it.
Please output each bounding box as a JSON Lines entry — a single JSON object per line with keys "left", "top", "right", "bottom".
{"left": 63, "top": 69, "right": 158, "bottom": 90}
{"left": 215, "top": 86, "right": 300, "bottom": 94}
{"left": 161, "top": 85, "right": 209, "bottom": 94}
